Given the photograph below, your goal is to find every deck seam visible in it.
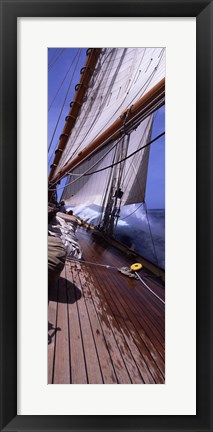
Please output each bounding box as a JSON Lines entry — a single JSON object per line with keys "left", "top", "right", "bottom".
{"left": 106, "top": 269, "right": 160, "bottom": 383}
{"left": 48, "top": 227, "right": 165, "bottom": 385}
{"left": 80, "top": 232, "right": 164, "bottom": 382}
{"left": 84, "top": 261, "right": 133, "bottom": 384}
{"left": 51, "top": 280, "right": 59, "bottom": 384}
{"left": 90, "top": 264, "right": 145, "bottom": 383}
{"left": 75, "top": 263, "right": 104, "bottom": 384}
{"left": 81, "top": 233, "right": 165, "bottom": 347}
{"left": 70, "top": 262, "right": 89, "bottom": 384}
{"left": 81, "top": 266, "right": 119, "bottom": 384}
{"left": 106, "top": 269, "right": 165, "bottom": 381}
{"left": 110, "top": 268, "right": 165, "bottom": 359}
{"left": 65, "top": 264, "right": 72, "bottom": 384}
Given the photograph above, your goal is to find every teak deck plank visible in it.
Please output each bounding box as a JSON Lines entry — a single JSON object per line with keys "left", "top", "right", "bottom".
{"left": 78, "top": 263, "right": 132, "bottom": 384}
{"left": 111, "top": 271, "right": 165, "bottom": 353}
{"left": 48, "top": 280, "right": 58, "bottom": 384}
{"left": 93, "top": 266, "right": 157, "bottom": 383}
{"left": 53, "top": 267, "right": 70, "bottom": 384}
{"left": 116, "top": 285, "right": 165, "bottom": 367}
{"left": 75, "top": 263, "right": 118, "bottom": 384}
{"left": 65, "top": 262, "right": 87, "bottom": 384}
{"left": 80, "top": 232, "right": 165, "bottom": 349}
{"left": 84, "top": 260, "right": 143, "bottom": 383}
{"left": 70, "top": 263, "right": 103, "bottom": 384}
{"left": 82, "top": 232, "right": 165, "bottom": 342}
{"left": 79, "top": 229, "right": 165, "bottom": 382}
{"left": 48, "top": 227, "right": 165, "bottom": 384}
{"left": 114, "top": 278, "right": 165, "bottom": 367}
{"left": 106, "top": 272, "right": 165, "bottom": 381}
{"left": 84, "top": 260, "right": 147, "bottom": 384}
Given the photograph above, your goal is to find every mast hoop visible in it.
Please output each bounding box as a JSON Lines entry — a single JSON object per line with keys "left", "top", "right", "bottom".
{"left": 52, "top": 94, "right": 164, "bottom": 186}
{"left": 55, "top": 148, "right": 63, "bottom": 154}
{"left": 65, "top": 114, "right": 77, "bottom": 122}
{"left": 75, "top": 83, "right": 87, "bottom": 91}
{"left": 86, "top": 48, "right": 94, "bottom": 55}
{"left": 51, "top": 75, "right": 165, "bottom": 184}
{"left": 48, "top": 47, "right": 101, "bottom": 188}
{"left": 59, "top": 133, "right": 69, "bottom": 140}
{"left": 80, "top": 66, "right": 93, "bottom": 75}
{"left": 69, "top": 100, "right": 83, "bottom": 108}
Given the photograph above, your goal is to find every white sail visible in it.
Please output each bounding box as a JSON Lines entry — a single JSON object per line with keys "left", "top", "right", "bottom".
{"left": 50, "top": 47, "right": 165, "bottom": 232}
{"left": 55, "top": 48, "right": 165, "bottom": 175}
{"left": 62, "top": 142, "right": 117, "bottom": 207}
{"left": 121, "top": 115, "right": 153, "bottom": 205}
{"left": 62, "top": 114, "right": 153, "bottom": 207}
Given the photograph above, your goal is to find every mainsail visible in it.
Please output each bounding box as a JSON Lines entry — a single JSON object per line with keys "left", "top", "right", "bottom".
{"left": 49, "top": 47, "right": 165, "bottom": 234}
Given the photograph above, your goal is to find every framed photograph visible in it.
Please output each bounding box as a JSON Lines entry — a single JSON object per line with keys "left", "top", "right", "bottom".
{"left": 0, "top": 0, "right": 212, "bottom": 431}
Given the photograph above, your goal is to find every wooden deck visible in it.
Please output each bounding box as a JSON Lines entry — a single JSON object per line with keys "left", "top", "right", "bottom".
{"left": 48, "top": 227, "right": 165, "bottom": 384}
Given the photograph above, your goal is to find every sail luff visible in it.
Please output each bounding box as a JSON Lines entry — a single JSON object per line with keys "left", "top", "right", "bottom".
{"left": 48, "top": 48, "right": 101, "bottom": 183}
{"left": 51, "top": 77, "right": 165, "bottom": 185}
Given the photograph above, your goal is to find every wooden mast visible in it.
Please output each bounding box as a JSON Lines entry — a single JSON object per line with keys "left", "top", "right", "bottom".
{"left": 48, "top": 48, "right": 101, "bottom": 184}
{"left": 50, "top": 78, "right": 165, "bottom": 186}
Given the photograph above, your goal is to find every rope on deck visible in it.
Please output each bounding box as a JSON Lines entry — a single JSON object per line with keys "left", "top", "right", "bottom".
{"left": 67, "top": 257, "right": 118, "bottom": 270}
{"left": 135, "top": 272, "right": 165, "bottom": 305}
{"left": 68, "top": 258, "right": 165, "bottom": 305}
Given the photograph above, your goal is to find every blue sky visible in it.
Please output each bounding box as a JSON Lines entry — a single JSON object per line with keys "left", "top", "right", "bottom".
{"left": 146, "top": 105, "right": 165, "bottom": 208}
{"left": 48, "top": 48, "right": 165, "bottom": 209}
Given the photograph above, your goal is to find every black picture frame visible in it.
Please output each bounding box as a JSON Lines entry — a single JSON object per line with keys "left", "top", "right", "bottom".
{"left": 0, "top": 0, "right": 212, "bottom": 431}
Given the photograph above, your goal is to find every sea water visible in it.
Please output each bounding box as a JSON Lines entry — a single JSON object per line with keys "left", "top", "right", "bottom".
{"left": 66, "top": 204, "right": 165, "bottom": 270}
{"left": 115, "top": 208, "right": 165, "bottom": 269}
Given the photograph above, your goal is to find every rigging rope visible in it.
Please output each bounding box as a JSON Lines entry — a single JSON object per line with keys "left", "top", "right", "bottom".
{"left": 80, "top": 131, "right": 165, "bottom": 177}
{"left": 118, "top": 178, "right": 161, "bottom": 265}
{"left": 144, "top": 201, "right": 159, "bottom": 267}
{"left": 48, "top": 48, "right": 65, "bottom": 71}
{"left": 98, "top": 141, "right": 119, "bottom": 225}
{"left": 48, "top": 48, "right": 59, "bottom": 67}
{"left": 135, "top": 272, "right": 165, "bottom": 304}
{"left": 119, "top": 118, "right": 153, "bottom": 221}
{"left": 49, "top": 131, "right": 165, "bottom": 191}
{"left": 48, "top": 80, "right": 164, "bottom": 184}
{"left": 48, "top": 49, "right": 80, "bottom": 112}
{"left": 61, "top": 49, "right": 118, "bottom": 162}
{"left": 49, "top": 134, "right": 124, "bottom": 190}
{"left": 48, "top": 49, "right": 82, "bottom": 155}
{"left": 120, "top": 202, "right": 145, "bottom": 220}
{"left": 93, "top": 50, "right": 159, "bottom": 148}
{"left": 67, "top": 257, "right": 118, "bottom": 269}
{"left": 68, "top": 258, "right": 165, "bottom": 304}
{"left": 118, "top": 109, "right": 163, "bottom": 246}
{"left": 58, "top": 48, "right": 165, "bottom": 170}
{"left": 119, "top": 116, "right": 152, "bottom": 211}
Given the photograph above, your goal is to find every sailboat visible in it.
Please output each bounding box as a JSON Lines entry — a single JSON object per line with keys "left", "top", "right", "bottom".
{"left": 48, "top": 47, "right": 165, "bottom": 384}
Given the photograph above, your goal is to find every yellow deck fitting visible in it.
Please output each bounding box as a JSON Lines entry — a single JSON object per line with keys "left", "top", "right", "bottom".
{"left": 130, "top": 263, "right": 143, "bottom": 272}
